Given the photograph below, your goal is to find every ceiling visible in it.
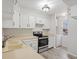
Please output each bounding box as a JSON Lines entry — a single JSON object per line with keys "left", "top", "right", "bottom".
{"left": 3, "top": 0, "right": 77, "bottom": 15}
{"left": 17, "top": 0, "right": 77, "bottom": 14}
{"left": 63, "top": 0, "right": 77, "bottom": 6}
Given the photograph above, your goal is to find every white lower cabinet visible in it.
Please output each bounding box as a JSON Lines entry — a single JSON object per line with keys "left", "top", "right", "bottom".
{"left": 48, "top": 36, "right": 55, "bottom": 48}
{"left": 32, "top": 40, "right": 38, "bottom": 51}
{"left": 48, "top": 35, "right": 63, "bottom": 48}
{"left": 55, "top": 35, "right": 62, "bottom": 47}
{"left": 22, "top": 39, "right": 38, "bottom": 52}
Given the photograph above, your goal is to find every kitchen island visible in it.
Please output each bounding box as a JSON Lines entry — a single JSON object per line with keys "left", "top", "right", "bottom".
{"left": 2, "top": 35, "right": 45, "bottom": 59}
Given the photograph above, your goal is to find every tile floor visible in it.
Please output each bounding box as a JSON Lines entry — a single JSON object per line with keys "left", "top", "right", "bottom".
{"left": 39, "top": 47, "right": 77, "bottom": 59}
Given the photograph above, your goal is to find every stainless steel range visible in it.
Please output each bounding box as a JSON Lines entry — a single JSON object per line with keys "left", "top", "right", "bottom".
{"left": 33, "top": 31, "right": 48, "bottom": 53}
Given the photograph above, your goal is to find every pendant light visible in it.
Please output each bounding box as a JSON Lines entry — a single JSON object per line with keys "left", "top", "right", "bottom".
{"left": 42, "top": 4, "right": 50, "bottom": 12}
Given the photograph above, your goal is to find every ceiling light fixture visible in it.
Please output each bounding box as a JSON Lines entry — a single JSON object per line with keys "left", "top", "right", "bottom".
{"left": 42, "top": 4, "right": 50, "bottom": 12}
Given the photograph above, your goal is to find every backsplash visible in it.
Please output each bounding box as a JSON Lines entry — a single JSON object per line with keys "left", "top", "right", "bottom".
{"left": 2, "top": 28, "right": 33, "bottom": 36}
{"left": 3, "top": 28, "right": 49, "bottom": 36}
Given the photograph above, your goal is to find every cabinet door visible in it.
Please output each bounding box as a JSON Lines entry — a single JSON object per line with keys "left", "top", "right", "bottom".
{"left": 20, "top": 15, "right": 35, "bottom": 28}
{"left": 48, "top": 36, "right": 55, "bottom": 48}
{"left": 13, "top": 5, "right": 20, "bottom": 28}
{"left": 13, "top": 11, "right": 19, "bottom": 28}
{"left": 2, "top": 19, "right": 14, "bottom": 28}
{"left": 20, "top": 15, "right": 28, "bottom": 28}
{"left": 28, "top": 16, "right": 35, "bottom": 28}
{"left": 2, "top": 0, "right": 14, "bottom": 28}
{"left": 32, "top": 40, "right": 38, "bottom": 52}
{"left": 56, "top": 35, "right": 62, "bottom": 47}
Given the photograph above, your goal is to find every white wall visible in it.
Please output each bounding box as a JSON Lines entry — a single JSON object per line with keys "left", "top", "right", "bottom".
{"left": 54, "top": 5, "right": 77, "bottom": 56}
{"left": 62, "top": 5, "right": 77, "bottom": 56}
{"left": 62, "top": 18, "right": 77, "bottom": 56}
{"left": 70, "top": 5, "right": 77, "bottom": 16}
{"left": 68, "top": 18, "right": 77, "bottom": 55}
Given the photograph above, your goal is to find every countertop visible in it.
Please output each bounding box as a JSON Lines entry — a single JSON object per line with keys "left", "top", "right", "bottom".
{"left": 3, "top": 35, "right": 38, "bottom": 53}
{"left": 2, "top": 35, "right": 44, "bottom": 59}
{"left": 3, "top": 46, "right": 44, "bottom": 59}
{"left": 10, "top": 35, "right": 38, "bottom": 40}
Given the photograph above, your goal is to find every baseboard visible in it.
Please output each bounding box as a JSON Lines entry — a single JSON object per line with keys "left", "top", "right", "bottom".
{"left": 61, "top": 46, "right": 77, "bottom": 57}
{"left": 56, "top": 46, "right": 77, "bottom": 58}
{"left": 67, "top": 52, "right": 77, "bottom": 58}
{"left": 48, "top": 46, "right": 77, "bottom": 58}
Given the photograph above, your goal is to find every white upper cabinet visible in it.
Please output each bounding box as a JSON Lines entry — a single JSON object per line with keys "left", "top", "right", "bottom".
{"left": 13, "top": 4, "right": 20, "bottom": 28}
{"left": 20, "top": 14, "right": 28, "bottom": 28}
{"left": 19, "top": 14, "right": 50, "bottom": 29}
{"left": 28, "top": 16, "right": 35, "bottom": 28}
{"left": 2, "top": 19, "right": 14, "bottom": 28}
{"left": 2, "top": 0, "right": 50, "bottom": 29}
{"left": 48, "top": 36, "right": 55, "bottom": 48}
{"left": 2, "top": 0, "right": 15, "bottom": 28}
{"left": 34, "top": 17, "right": 50, "bottom": 29}
{"left": 13, "top": 13, "right": 20, "bottom": 28}
{"left": 20, "top": 14, "right": 35, "bottom": 28}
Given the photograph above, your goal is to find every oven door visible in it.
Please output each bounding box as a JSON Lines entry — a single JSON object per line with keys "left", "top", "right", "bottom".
{"left": 38, "top": 38, "right": 48, "bottom": 47}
